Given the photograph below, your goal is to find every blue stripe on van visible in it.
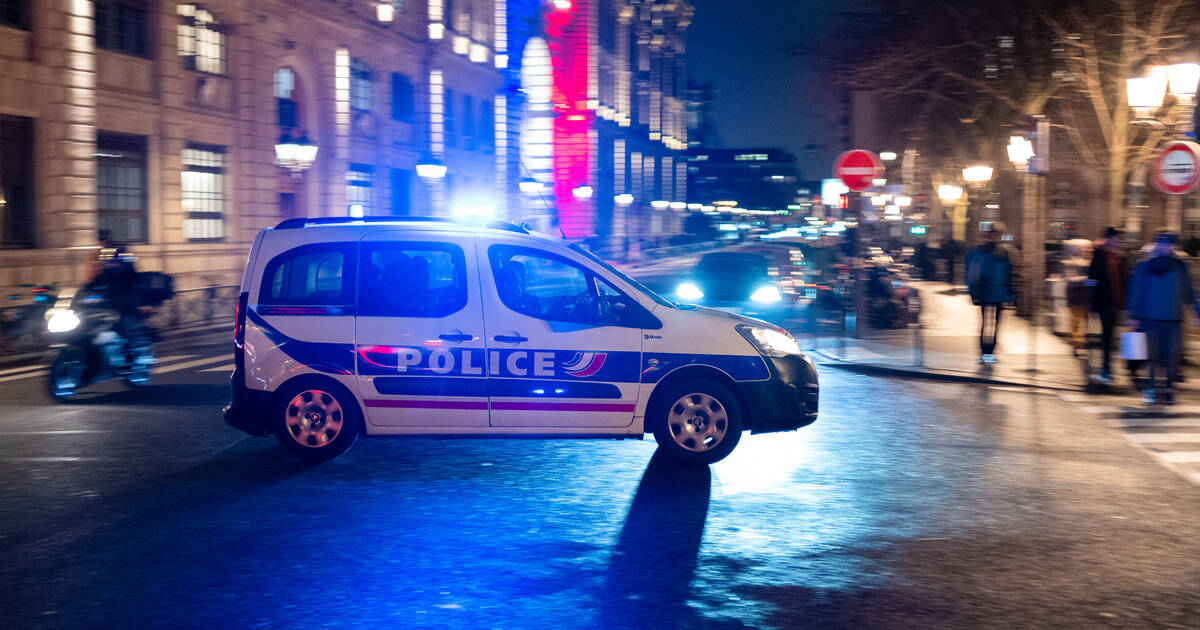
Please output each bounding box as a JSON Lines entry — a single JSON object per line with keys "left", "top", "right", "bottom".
{"left": 247, "top": 309, "right": 356, "bottom": 375}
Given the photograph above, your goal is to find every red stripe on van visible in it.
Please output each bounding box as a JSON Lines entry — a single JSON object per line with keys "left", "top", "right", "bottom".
{"left": 490, "top": 402, "right": 636, "bottom": 412}
{"left": 364, "top": 399, "right": 488, "bottom": 410}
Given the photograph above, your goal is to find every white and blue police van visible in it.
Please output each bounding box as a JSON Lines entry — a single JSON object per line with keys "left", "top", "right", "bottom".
{"left": 224, "top": 217, "right": 818, "bottom": 464}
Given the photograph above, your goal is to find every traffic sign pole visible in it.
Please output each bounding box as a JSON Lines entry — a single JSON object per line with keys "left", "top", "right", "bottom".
{"left": 833, "top": 150, "right": 883, "bottom": 340}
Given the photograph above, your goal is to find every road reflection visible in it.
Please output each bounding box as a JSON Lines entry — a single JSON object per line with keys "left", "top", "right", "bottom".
{"left": 604, "top": 449, "right": 711, "bottom": 628}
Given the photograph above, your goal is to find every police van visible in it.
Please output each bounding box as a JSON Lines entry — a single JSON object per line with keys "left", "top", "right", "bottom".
{"left": 224, "top": 217, "right": 818, "bottom": 465}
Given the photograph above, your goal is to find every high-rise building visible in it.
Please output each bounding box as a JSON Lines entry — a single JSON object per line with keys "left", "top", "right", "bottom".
{"left": 511, "top": 0, "right": 692, "bottom": 252}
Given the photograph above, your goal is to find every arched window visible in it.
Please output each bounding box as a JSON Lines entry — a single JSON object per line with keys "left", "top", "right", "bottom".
{"left": 177, "top": 4, "right": 224, "bottom": 74}
{"left": 275, "top": 68, "right": 298, "bottom": 129}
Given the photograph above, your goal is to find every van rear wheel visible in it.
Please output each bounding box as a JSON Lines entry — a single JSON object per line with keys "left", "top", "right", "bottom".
{"left": 272, "top": 380, "right": 361, "bottom": 462}
{"left": 650, "top": 379, "right": 743, "bottom": 465}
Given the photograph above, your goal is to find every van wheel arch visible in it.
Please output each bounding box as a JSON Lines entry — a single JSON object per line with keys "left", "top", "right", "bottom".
{"left": 646, "top": 366, "right": 751, "bottom": 433}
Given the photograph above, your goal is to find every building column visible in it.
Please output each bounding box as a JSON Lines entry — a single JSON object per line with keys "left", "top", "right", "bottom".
{"left": 39, "top": 0, "right": 98, "bottom": 258}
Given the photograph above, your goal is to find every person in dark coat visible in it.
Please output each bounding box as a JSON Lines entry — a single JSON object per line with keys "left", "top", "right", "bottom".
{"left": 1126, "top": 232, "right": 1200, "bottom": 404}
{"left": 965, "top": 224, "right": 1014, "bottom": 364}
{"left": 1087, "top": 227, "right": 1130, "bottom": 382}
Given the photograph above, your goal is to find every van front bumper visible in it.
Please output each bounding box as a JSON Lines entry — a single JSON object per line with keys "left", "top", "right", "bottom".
{"left": 738, "top": 354, "right": 819, "bottom": 434}
{"left": 223, "top": 367, "right": 272, "bottom": 437}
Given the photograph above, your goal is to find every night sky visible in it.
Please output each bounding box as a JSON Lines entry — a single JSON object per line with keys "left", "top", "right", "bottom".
{"left": 686, "top": 0, "right": 838, "bottom": 180}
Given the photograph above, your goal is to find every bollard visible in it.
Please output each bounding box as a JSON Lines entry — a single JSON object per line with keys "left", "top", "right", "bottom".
{"left": 913, "top": 322, "right": 924, "bottom": 367}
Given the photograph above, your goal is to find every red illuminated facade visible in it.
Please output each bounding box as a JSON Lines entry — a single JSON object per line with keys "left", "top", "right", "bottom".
{"left": 538, "top": 0, "right": 693, "bottom": 246}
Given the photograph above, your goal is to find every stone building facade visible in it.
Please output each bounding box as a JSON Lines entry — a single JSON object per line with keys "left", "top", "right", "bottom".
{"left": 0, "top": 0, "right": 509, "bottom": 290}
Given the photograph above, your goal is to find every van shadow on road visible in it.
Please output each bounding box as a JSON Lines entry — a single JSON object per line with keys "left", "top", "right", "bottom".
{"left": 602, "top": 449, "right": 731, "bottom": 628}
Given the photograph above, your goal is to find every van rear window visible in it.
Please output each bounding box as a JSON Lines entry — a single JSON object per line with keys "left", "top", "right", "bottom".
{"left": 259, "top": 243, "right": 356, "bottom": 306}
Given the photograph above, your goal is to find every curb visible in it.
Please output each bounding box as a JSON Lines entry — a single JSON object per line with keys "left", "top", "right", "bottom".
{"left": 810, "top": 351, "right": 1080, "bottom": 392}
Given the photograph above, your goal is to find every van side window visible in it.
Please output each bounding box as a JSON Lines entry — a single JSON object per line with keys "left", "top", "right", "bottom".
{"left": 490, "top": 246, "right": 595, "bottom": 323}
{"left": 259, "top": 243, "right": 356, "bottom": 305}
{"left": 359, "top": 242, "right": 468, "bottom": 318}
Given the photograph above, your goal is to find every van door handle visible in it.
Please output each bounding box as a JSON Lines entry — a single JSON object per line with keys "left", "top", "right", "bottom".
{"left": 439, "top": 333, "right": 473, "bottom": 342}
{"left": 492, "top": 334, "right": 528, "bottom": 343}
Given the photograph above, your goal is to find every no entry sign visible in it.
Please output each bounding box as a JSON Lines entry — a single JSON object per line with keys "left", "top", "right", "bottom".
{"left": 1152, "top": 141, "right": 1200, "bottom": 195}
{"left": 834, "top": 150, "right": 884, "bottom": 192}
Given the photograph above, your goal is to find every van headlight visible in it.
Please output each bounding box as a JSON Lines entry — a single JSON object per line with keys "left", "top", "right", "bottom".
{"left": 47, "top": 309, "right": 80, "bottom": 333}
{"left": 737, "top": 324, "right": 801, "bottom": 357}
{"left": 676, "top": 282, "right": 703, "bottom": 301}
{"left": 750, "top": 286, "right": 781, "bottom": 303}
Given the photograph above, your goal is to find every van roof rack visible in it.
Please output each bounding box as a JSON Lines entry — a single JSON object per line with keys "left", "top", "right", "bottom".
{"left": 273, "top": 216, "right": 529, "bottom": 234}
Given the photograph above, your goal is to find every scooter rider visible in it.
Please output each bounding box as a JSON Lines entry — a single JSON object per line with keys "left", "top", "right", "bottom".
{"left": 81, "top": 246, "right": 144, "bottom": 359}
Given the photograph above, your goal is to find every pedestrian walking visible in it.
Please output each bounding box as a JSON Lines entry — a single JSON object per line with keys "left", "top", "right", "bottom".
{"left": 966, "top": 224, "right": 1014, "bottom": 364}
{"left": 1063, "top": 238, "right": 1093, "bottom": 357}
{"left": 1086, "top": 227, "right": 1129, "bottom": 383}
{"left": 1125, "top": 232, "right": 1200, "bottom": 404}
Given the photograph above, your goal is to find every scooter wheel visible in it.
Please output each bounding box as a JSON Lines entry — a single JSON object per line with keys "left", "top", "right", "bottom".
{"left": 48, "top": 348, "right": 84, "bottom": 401}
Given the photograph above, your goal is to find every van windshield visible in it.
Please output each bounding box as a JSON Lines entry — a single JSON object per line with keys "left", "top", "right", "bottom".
{"left": 568, "top": 243, "right": 677, "bottom": 308}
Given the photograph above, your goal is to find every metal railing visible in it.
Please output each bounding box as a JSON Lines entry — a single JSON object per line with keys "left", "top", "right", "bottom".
{"left": 147, "top": 285, "right": 240, "bottom": 331}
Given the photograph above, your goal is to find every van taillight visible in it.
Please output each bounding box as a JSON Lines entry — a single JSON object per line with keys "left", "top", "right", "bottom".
{"left": 234, "top": 292, "right": 248, "bottom": 349}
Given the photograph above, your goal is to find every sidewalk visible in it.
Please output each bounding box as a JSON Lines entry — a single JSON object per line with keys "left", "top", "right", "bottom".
{"left": 806, "top": 281, "right": 1139, "bottom": 392}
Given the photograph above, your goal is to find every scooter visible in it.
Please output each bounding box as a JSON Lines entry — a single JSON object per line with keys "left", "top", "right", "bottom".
{"left": 44, "top": 290, "right": 157, "bottom": 401}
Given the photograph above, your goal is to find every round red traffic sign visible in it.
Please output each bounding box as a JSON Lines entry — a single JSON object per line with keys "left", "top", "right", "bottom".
{"left": 1152, "top": 141, "right": 1200, "bottom": 195}
{"left": 834, "top": 150, "right": 884, "bottom": 192}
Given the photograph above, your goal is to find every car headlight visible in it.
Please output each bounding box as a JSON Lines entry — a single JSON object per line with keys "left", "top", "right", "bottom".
{"left": 47, "top": 309, "right": 80, "bottom": 333}
{"left": 676, "top": 282, "right": 704, "bottom": 301}
{"left": 737, "top": 324, "right": 802, "bottom": 357}
{"left": 750, "top": 286, "right": 782, "bottom": 304}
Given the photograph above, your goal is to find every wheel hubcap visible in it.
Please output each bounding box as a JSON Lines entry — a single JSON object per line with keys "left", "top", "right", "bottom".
{"left": 285, "top": 389, "right": 344, "bottom": 448}
{"left": 667, "top": 392, "right": 728, "bottom": 452}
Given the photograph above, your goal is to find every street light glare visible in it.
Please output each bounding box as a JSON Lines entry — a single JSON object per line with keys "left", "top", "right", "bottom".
{"left": 937, "top": 184, "right": 963, "bottom": 203}
{"left": 1008, "top": 136, "right": 1034, "bottom": 165}
{"left": 1167, "top": 63, "right": 1200, "bottom": 96}
{"left": 1127, "top": 75, "right": 1167, "bottom": 109}
{"left": 962, "top": 165, "right": 993, "bottom": 184}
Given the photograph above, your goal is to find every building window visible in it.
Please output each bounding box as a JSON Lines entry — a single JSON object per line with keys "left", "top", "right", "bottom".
{"left": 182, "top": 144, "right": 225, "bottom": 240}
{"left": 97, "top": 133, "right": 148, "bottom": 244}
{"left": 275, "top": 68, "right": 298, "bottom": 129}
{"left": 177, "top": 4, "right": 224, "bottom": 74}
{"left": 347, "top": 164, "right": 373, "bottom": 216}
{"left": 0, "top": 0, "right": 27, "bottom": 29}
{"left": 480, "top": 98, "right": 494, "bottom": 152}
{"left": 350, "top": 58, "right": 372, "bottom": 113}
{"left": 390, "top": 168, "right": 411, "bottom": 215}
{"left": 444, "top": 88, "right": 456, "bottom": 148}
{"left": 96, "top": 0, "right": 149, "bottom": 57}
{"left": 462, "top": 94, "right": 475, "bottom": 150}
{"left": 391, "top": 73, "right": 414, "bottom": 122}
{"left": 0, "top": 115, "right": 34, "bottom": 248}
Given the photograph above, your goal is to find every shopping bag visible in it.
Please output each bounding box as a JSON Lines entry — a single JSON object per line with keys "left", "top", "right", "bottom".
{"left": 1120, "top": 331, "right": 1148, "bottom": 361}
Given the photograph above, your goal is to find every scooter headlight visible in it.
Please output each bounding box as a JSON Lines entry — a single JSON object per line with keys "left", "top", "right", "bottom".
{"left": 47, "top": 309, "right": 80, "bottom": 333}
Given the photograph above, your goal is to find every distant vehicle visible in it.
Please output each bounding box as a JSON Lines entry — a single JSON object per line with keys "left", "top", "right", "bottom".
{"left": 225, "top": 217, "right": 820, "bottom": 465}
{"left": 674, "top": 251, "right": 802, "bottom": 326}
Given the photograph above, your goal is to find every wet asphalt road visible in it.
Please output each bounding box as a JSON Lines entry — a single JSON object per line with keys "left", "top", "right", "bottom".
{"left": 2, "top": 334, "right": 1200, "bottom": 629}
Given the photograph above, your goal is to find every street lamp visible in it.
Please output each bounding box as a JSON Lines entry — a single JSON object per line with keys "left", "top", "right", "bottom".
{"left": 572, "top": 185, "right": 594, "bottom": 200}
{"left": 937, "top": 184, "right": 963, "bottom": 204}
{"left": 274, "top": 132, "right": 318, "bottom": 178}
{"left": 962, "top": 165, "right": 993, "bottom": 186}
{"left": 1008, "top": 136, "right": 1034, "bottom": 169}
{"left": 415, "top": 152, "right": 447, "bottom": 180}
{"left": 1127, "top": 73, "right": 1168, "bottom": 119}
{"left": 519, "top": 177, "right": 543, "bottom": 194}
{"left": 1167, "top": 62, "right": 1200, "bottom": 97}
{"left": 614, "top": 193, "right": 634, "bottom": 206}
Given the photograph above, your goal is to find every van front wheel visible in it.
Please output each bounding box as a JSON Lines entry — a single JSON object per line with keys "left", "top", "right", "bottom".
{"left": 272, "top": 380, "right": 361, "bottom": 462}
{"left": 650, "top": 379, "right": 743, "bottom": 465}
